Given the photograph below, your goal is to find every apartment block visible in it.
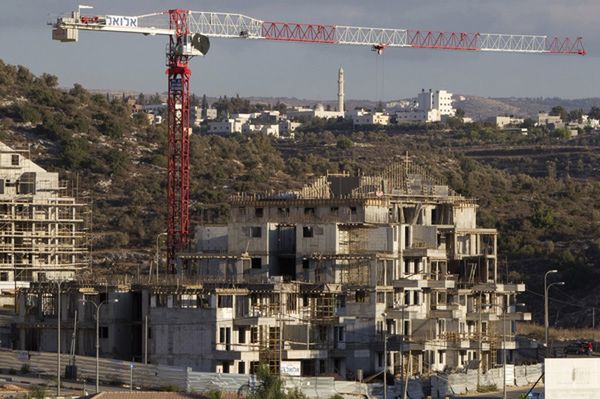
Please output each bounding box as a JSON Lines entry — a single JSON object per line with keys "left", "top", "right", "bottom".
{"left": 172, "top": 161, "right": 529, "bottom": 377}
{"left": 0, "top": 142, "right": 88, "bottom": 284}
{"left": 13, "top": 160, "right": 529, "bottom": 381}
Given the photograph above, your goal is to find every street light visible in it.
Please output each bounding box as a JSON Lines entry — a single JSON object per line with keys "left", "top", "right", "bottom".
{"left": 543, "top": 270, "right": 558, "bottom": 347}
{"left": 545, "top": 281, "right": 565, "bottom": 348}
{"left": 155, "top": 232, "right": 167, "bottom": 281}
{"left": 381, "top": 312, "right": 388, "bottom": 399}
{"left": 53, "top": 280, "right": 65, "bottom": 397}
{"left": 80, "top": 297, "right": 119, "bottom": 393}
{"left": 483, "top": 302, "right": 525, "bottom": 399}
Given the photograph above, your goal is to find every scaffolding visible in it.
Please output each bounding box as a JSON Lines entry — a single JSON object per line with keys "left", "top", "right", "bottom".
{"left": 0, "top": 142, "right": 89, "bottom": 282}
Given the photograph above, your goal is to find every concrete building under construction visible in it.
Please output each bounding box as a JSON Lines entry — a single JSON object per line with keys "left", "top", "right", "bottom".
{"left": 13, "top": 159, "right": 530, "bottom": 380}
{"left": 169, "top": 159, "right": 530, "bottom": 377}
{"left": 0, "top": 141, "right": 88, "bottom": 284}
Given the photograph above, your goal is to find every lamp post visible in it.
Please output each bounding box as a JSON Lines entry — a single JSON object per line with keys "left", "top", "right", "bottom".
{"left": 543, "top": 270, "right": 558, "bottom": 347}
{"left": 80, "top": 297, "right": 119, "bottom": 393}
{"left": 54, "top": 280, "right": 65, "bottom": 397}
{"left": 155, "top": 232, "right": 167, "bottom": 281}
{"left": 483, "top": 302, "right": 525, "bottom": 399}
{"left": 381, "top": 312, "right": 388, "bottom": 399}
{"left": 545, "top": 281, "right": 565, "bottom": 349}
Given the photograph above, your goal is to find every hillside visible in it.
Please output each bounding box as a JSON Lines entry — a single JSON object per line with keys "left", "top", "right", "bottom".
{"left": 1, "top": 59, "right": 600, "bottom": 326}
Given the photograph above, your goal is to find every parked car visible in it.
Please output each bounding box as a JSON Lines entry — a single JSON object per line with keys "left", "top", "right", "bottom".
{"left": 563, "top": 341, "right": 593, "bottom": 355}
{"left": 527, "top": 392, "right": 544, "bottom": 399}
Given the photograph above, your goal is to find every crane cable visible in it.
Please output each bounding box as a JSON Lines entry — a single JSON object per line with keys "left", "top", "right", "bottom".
{"left": 374, "top": 51, "right": 386, "bottom": 108}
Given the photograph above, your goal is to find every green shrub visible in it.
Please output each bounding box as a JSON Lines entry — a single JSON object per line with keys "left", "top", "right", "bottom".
{"left": 477, "top": 383, "right": 497, "bottom": 393}
{"left": 159, "top": 384, "right": 180, "bottom": 392}
{"left": 29, "top": 385, "right": 46, "bottom": 399}
{"left": 207, "top": 390, "right": 223, "bottom": 399}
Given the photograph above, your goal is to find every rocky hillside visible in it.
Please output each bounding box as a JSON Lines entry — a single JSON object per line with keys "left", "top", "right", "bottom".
{"left": 2, "top": 59, "right": 600, "bottom": 327}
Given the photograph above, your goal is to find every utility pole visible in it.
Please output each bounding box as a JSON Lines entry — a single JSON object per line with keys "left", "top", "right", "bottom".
{"left": 56, "top": 280, "right": 62, "bottom": 397}
{"left": 544, "top": 270, "right": 558, "bottom": 347}
{"left": 144, "top": 314, "right": 149, "bottom": 364}
{"left": 383, "top": 327, "right": 387, "bottom": 399}
{"left": 545, "top": 280, "right": 565, "bottom": 349}
{"left": 80, "top": 298, "right": 119, "bottom": 393}
{"left": 402, "top": 351, "right": 411, "bottom": 399}
{"left": 477, "top": 291, "right": 482, "bottom": 391}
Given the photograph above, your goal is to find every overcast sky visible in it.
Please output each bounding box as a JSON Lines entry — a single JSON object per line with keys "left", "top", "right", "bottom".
{"left": 0, "top": 0, "right": 598, "bottom": 100}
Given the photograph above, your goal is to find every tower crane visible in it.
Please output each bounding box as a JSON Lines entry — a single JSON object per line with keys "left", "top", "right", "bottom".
{"left": 52, "top": 8, "right": 585, "bottom": 271}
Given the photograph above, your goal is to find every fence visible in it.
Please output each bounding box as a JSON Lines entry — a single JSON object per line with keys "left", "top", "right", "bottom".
{"left": 430, "top": 364, "right": 543, "bottom": 398}
{"left": 0, "top": 349, "right": 375, "bottom": 398}
{"left": 0, "top": 349, "right": 188, "bottom": 391}
{"left": 0, "top": 349, "right": 539, "bottom": 399}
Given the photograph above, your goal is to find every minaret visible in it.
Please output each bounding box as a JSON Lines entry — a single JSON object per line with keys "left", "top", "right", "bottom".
{"left": 337, "top": 66, "right": 345, "bottom": 113}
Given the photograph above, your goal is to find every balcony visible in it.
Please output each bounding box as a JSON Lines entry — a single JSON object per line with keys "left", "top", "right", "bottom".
{"left": 466, "top": 312, "right": 499, "bottom": 321}
{"left": 393, "top": 276, "right": 455, "bottom": 289}
{"left": 403, "top": 247, "right": 447, "bottom": 258}
{"left": 471, "top": 283, "right": 526, "bottom": 293}
{"left": 429, "top": 303, "right": 461, "bottom": 319}
{"left": 285, "top": 349, "right": 328, "bottom": 359}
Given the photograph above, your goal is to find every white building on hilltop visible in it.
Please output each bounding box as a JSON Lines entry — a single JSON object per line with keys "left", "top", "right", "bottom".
{"left": 397, "top": 89, "right": 456, "bottom": 124}
{"left": 287, "top": 104, "right": 344, "bottom": 121}
{"left": 350, "top": 109, "right": 390, "bottom": 126}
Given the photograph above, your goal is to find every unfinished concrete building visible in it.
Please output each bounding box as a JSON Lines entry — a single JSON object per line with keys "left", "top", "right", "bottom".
{"left": 0, "top": 142, "right": 88, "bottom": 284}
{"left": 166, "top": 160, "right": 531, "bottom": 378}
{"left": 13, "top": 160, "right": 530, "bottom": 380}
{"left": 14, "top": 281, "right": 144, "bottom": 359}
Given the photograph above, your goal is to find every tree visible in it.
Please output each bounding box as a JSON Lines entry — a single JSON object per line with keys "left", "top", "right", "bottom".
{"left": 336, "top": 135, "right": 353, "bottom": 150}
{"left": 567, "top": 109, "right": 583, "bottom": 123}
{"left": 190, "top": 93, "right": 201, "bottom": 107}
{"left": 589, "top": 106, "right": 600, "bottom": 120}
{"left": 201, "top": 94, "right": 208, "bottom": 118}
{"left": 248, "top": 364, "right": 284, "bottom": 399}
{"left": 455, "top": 108, "right": 465, "bottom": 118}
{"left": 549, "top": 105, "right": 567, "bottom": 121}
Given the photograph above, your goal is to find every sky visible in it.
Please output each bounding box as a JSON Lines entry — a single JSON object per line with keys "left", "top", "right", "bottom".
{"left": 0, "top": 0, "right": 598, "bottom": 101}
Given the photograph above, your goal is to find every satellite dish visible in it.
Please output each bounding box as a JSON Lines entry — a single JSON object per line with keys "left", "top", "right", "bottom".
{"left": 191, "top": 33, "right": 210, "bottom": 56}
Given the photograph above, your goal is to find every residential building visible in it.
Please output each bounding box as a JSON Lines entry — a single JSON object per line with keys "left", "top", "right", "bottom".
{"left": 191, "top": 106, "right": 218, "bottom": 127}
{"left": 161, "top": 161, "right": 528, "bottom": 376}
{"left": 242, "top": 123, "right": 280, "bottom": 137}
{"left": 278, "top": 120, "right": 302, "bottom": 138}
{"left": 495, "top": 116, "right": 525, "bottom": 129}
{"left": 537, "top": 112, "right": 563, "bottom": 128}
{"left": 418, "top": 89, "right": 456, "bottom": 118}
{"left": 14, "top": 281, "right": 144, "bottom": 360}
{"left": 14, "top": 161, "right": 530, "bottom": 380}
{"left": 351, "top": 110, "right": 390, "bottom": 126}
{"left": 287, "top": 105, "right": 344, "bottom": 121}
{"left": 397, "top": 89, "right": 456, "bottom": 123}
{"left": 207, "top": 119, "right": 245, "bottom": 134}
{"left": 0, "top": 142, "right": 88, "bottom": 284}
